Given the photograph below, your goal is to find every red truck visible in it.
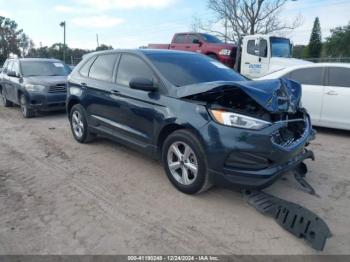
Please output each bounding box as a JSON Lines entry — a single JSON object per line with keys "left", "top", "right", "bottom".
{"left": 148, "top": 32, "right": 237, "bottom": 68}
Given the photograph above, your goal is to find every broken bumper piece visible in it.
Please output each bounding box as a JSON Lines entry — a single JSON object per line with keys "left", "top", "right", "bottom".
{"left": 243, "top": 190, "right": 332, "bottom": 251}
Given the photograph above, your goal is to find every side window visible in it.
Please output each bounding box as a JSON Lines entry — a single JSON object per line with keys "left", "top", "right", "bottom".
{"left": 89, "top": 54, "right": 118, "bottom": 82}
{"left": 117, "top": 54, "right": 155, "bottom": 87}
{"left": 259, "top": 39, "right": 268, "bottom": 57}
{"left": 173, "top": 34, "right": 186, "bottom": 44}
{"left": 79, "top": 56, "right": 96, "bottom": 77}
{"left": 289, "top": 67, "right": 324, "bottom": 85}
{"left": 328, "top": 67, "right": 350, "bottom": 88}
{"left": 247, "top": 40, "right": 267, "bottom": 57}
{"left": 188, "top": 34, "right": 200, "bottom": 44}
{"left": 247, "top": 40, "right": 256, "bottom": 56}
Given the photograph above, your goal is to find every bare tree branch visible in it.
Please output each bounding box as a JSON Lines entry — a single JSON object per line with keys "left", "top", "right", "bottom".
{"left": 192, "top": 0, "right": 302, "bottom": 43}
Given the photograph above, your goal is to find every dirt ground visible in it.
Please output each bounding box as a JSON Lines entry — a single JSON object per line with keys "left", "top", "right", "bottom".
{"left": 0, "top": 105, "right": 349, "bottom": 255}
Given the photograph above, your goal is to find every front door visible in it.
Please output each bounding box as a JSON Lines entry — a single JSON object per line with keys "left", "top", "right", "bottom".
{"left": 241, "top": 38, "right": 269, "bottom": 78}
{"left": 113, "top": 53, "right": 161, "bottom": 149}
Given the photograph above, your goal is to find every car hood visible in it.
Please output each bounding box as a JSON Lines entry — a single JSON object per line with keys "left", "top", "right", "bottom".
{"left": 177, "top": 79, "right": 301, "bottom": 113}
{"left": 24, "top": 75, "right": 68, "bottom": 86}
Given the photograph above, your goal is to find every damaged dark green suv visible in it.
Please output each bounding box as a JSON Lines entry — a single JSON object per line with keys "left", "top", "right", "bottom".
{"left": 67, "top": 49, "right": 315, "bottom": 194}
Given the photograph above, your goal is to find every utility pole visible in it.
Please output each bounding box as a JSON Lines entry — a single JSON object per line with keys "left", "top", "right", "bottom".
{"left": 60, "top": 21, "right": 66, "bottom": 63}
{"left": 96, "top": 34, "right": 100, "bottom": 48}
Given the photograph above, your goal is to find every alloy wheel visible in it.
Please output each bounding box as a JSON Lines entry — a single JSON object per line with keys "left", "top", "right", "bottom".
{"left": 72, "top": 110, "right": 84, "bottom": 138}
{"left": 167, "top": 141, "right": 198, "bottom": 185}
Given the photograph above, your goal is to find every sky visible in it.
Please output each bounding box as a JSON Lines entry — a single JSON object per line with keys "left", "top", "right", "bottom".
{"left": 0, "top": 0, "right": 349, "bottom": 50}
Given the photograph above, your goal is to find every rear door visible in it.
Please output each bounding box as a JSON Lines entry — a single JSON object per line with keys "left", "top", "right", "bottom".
{"left": 321, "top": 66, "right": 350, "bottom": 128}
{"left": 288, "top": 67, "right": 326, "bottom": 123}
{"left": 80, "top": 53, "right": 120, "bottom": 131}
{"left": 170, "top": 34, "right": 188, "bottom": 51}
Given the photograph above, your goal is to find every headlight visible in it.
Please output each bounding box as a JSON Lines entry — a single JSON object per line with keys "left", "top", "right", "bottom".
{"left": 210, "top": 110, "right": 271, "bottom": 130}
{"left": 218, "top": 49, "right": 231, "bottom": 56}
{"left": 24, "top": 84, "right": 46, "bottom": 92}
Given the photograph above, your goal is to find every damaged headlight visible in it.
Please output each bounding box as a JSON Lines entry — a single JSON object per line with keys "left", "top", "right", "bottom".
{"left": 210, "top": 110, "right": 271, "bottom": 130}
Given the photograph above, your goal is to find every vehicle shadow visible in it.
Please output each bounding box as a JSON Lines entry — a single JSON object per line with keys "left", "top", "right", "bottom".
{"left": 313, "top": 126, "right": 350, "bottom": 138}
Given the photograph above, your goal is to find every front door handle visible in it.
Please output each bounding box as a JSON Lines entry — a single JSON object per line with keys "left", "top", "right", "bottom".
{"left": 111, "top": 89, "right": 120, "bottom": 95}
{"left": 325, "top": 90, "right": 338, "bottom": 96}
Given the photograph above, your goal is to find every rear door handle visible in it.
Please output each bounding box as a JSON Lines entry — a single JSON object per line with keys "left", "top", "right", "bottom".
{"left": 186, "top": 46, "right": 191, "bottom": 48}
{"left": 325, "top": 90, "right": 338, "bottom": 96}
{"left": 81, "top": 82, "right": 87, "bottom": 88}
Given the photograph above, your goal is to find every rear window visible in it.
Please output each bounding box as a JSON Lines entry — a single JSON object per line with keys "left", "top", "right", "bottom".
{"left": 328, "top": 67, "right": 350, "bottom": 88}
{"left": 146, "top": 53, "right": 245, "bottom": 87}
{"left": 289, "top": 67, "right": 324, "bottom": 86}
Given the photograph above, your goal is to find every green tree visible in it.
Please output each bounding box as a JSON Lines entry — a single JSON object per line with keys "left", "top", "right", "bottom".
{"left": 308, "top": 17, "right": 322, "bottom": 58}
{"left": 0, "top": 16, "right": 28, "bottom": 64}
{"left": 324, "top": 22, "right": 350, "bottom": 57}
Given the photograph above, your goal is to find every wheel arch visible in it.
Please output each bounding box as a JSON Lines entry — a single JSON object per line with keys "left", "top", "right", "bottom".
{"left": 156, "top": 123, "right": 206, "bottom": 155}
{"left": 67, "top": 96, "right": 81, "bottom": 115}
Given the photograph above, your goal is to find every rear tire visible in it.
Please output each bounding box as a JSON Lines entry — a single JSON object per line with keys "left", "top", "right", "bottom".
{"left": 69, "top": 104, "right": 95, "bottom": 143}
{"left": 20, "top": 94, "right": 35, "bottom": 118}
{"left": 0, "top": 88, "right": 13, "bottom": 107}
{"left": 162, "top": 130, "right": 212, "bottom": 194}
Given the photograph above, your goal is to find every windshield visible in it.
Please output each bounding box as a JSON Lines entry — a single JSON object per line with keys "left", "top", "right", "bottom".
{"left": 20, "top": 61, "right": 71, "bottom": 77}
{"left": 270, "top": 37, "right": 292, "bottom": 58}
{"left": 201, "top": 34, "right": 223, "bottom": 44}
{"left": 146, "top": 53, "right": 245, "bottom": 87}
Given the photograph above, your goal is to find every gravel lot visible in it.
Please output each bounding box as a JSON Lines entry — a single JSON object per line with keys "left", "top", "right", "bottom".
{"left": 0, "top": 105, "right": 349, "bottom": 255}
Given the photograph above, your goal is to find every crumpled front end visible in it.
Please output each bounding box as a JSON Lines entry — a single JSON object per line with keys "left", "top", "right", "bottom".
{"left": 181, "top": 78, "right": 316, "bottom": 189}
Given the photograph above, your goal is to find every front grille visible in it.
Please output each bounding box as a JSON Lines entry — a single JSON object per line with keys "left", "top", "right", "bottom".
{"left": 271, "top": 117, "right": 310, "bottom": 150}
{"left": 48, "top": 84, "right": 66, "bottom": 93}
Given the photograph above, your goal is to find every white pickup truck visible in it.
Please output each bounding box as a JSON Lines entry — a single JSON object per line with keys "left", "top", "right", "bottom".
{"left": 239, "top": 34, "right": 312, "bottom": 78}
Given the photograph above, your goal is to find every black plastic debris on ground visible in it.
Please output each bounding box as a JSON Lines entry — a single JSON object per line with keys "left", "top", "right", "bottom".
{"left": 242, "top": 190, "right": 332, "bottom": 251}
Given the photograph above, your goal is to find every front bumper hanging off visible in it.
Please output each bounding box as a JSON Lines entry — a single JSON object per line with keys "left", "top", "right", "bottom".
{"left": 242, "top": 190, "right": 332, "bottom": 251}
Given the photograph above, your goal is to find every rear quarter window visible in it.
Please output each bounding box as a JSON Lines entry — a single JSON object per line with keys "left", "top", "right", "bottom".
{"left": 79, "top": 56, "right": 96, "bottom": 77}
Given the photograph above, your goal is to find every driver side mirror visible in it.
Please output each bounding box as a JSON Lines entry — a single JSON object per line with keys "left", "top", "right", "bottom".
{"left": 7, "top": 70, "right": 19, "bottom": 78}
{"left": 129, "top": 77, "right": 158, "bottom": 92}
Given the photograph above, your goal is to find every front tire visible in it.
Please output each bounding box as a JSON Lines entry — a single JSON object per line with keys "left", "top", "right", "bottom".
{"left": 162, "top": 130, "right": 212, "bottom": 194}
{"left": 69, "top": 104, "right": 95, "bottom": 143}
{"left": 20, "top": 94, "right": 35, "bottom": 118}
{"left": 0, "top": 88, "right": 13, "bottom": 107}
